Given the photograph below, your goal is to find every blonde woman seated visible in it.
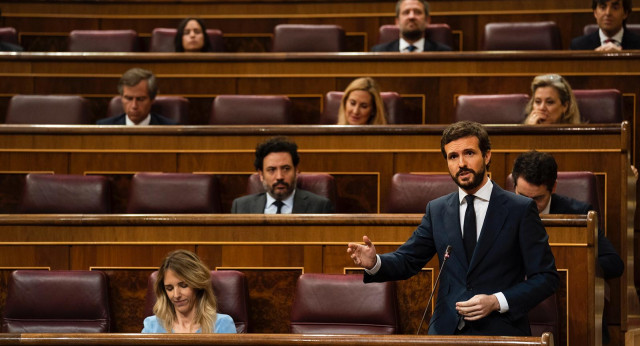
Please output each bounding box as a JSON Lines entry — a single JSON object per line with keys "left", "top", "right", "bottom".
{"left": 142, "top": 250, "right": 236, "bottom": 333}
{"left": 337, "top": 77, "right": 388, "bottom": 125}
{"left": 524, "top": 74, "right": 581, "bottom": 125}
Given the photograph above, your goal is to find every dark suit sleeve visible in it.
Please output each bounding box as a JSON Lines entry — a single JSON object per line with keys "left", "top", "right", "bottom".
{"left": 231, "top": 198, "right": 239, "bottom": 214}
{"left": 322, "top": 199, "right": 335, "bottom": 213}
{"left": 599, "top": 230, "right": 624, "bottom": 279}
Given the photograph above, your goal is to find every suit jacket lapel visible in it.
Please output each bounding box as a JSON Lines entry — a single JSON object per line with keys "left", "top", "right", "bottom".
{"left": 444, "top": 192, "right": 468, "bottom": 270}
{"left": 252, "top": 194, "right": 267, "bottom": 213}
{"left": 292, "top": 190, "right": 307, "bottom": 213}
{"left": 468, "top": 185, "right": 508, "bottom": 273}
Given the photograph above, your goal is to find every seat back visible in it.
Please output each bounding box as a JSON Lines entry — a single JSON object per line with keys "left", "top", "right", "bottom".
{"left": 20, "top": 173, "right": 111, "bottom": 213}
{"left": 377, "top": 24, "right": 454, "bottom": 49}
{"left": 1, "top": 270, "right": 111, "bottom": 333}
{"left": 573, "top": 89, "right": 622, "bottom": 123}
{"left": 385, "top": 173, "right": 458, "bottom": 213}
{"left": 68, "top": 30, "right": 140, "bottom": 52}
{"left": 290, "top": 273, "right": 398, "bottom": 334}
{"left": 320, "top": 91, "right": 405, "bottom": 124}
{"left": 107, "top": 96, "right": 190, "bottom": 124}
{"left": 6, "top": 95, "right": 92, "bottom": 124}
{"left": 528, "top": 294, "right": 559, "bottom": 340}
{"left": 454, "top": 94, "right": 529, "bottom": 124}
{"left": 483, "top": 22, "right": 562, "bottom": 50}
{"left": 272, "top": 24, "right": 345, "bottom": 52}
{"left": 246, "top": 173, "right": 336, "bottom": 205}
{"left": 126, "top": 173, "right": 221, "bottom": 213}
{"left": 149, "top": 28, "right": 224, "bottom": 52}
{"left": 144, "top": 270, "right": 250, "bottom": 333}
{"left": 0, "top": 27, "right": 19, "bottom": 45}
{"left": 209, "top": 95, "right": 293, "bottom": 125}
{"left": 583, "top": 23, "right": 640, "bottom": 36}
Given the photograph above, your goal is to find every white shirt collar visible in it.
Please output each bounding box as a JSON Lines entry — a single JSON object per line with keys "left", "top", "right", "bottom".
{"left": 264, "top": 189, "right": 296, "bottom": 214}
{"left": 399, "top": 37, "right": 425, "bottom": 52}
{"left": 599, "top": 27, "right": 624, "bottom": 46}
{"left": 125, "top": 113, "right": 151, "bottom": 126}
{"left": 458, "top": 178, "right": 493, "bottom": 204}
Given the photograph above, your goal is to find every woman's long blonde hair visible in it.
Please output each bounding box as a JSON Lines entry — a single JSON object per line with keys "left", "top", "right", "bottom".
{"left": 524, "top": 74, "right": 581, "bottom": 124}
{"left": 337, "top": 77, "right": 388, "bottom": 125}
{"left": 153, "top": 250, "right": 218, "bottom": 333}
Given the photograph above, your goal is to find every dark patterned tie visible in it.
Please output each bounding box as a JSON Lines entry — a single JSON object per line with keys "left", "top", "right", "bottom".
{"left": 463, "top": 194, "right": 476, "bottom": 264}
{"left": 407, "top": 45, "right": 417, "bottom": 52}
{"left": 273, "top": 200, "right": 284, "bottom": 214}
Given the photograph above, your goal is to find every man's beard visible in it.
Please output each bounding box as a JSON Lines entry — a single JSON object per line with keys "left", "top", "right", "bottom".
{"left": 450, "top": 165, "right": 486, "bottom": 192}
{"left": 402, "top": 29, "right": 423, "bottom": 42}
{"left": 264, "top": 179, "right": 296, "bottom": 200}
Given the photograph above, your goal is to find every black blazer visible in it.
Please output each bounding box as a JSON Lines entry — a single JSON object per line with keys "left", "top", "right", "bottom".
{"left": 366, "top": 183, "right": 558, "bottom": 336}
{"left": 231, "top": 188, "right": 334, "bottom": 214}
{"left": 549, "top": 193, "right": 624, "bottom": 279}
{"left": 570, "top": 29, "right": 640, "bottom": 50}
{"left": 371, "top": 38, "right": 452, "bottom": 52}
{"left": 96, "top": 113, "right": 177, "bottom": 125}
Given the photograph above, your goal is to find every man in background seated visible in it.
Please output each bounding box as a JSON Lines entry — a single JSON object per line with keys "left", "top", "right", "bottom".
{"left": 371, "top": 0, "right": 451, "bottom": 52}
{"left": 231, "top": 136, "right": 334, "bottom": 214}
{"left": 570, "top": 0, "right": 640, "bottom": 51}
{"left": 97, "top": 68, "right": 176, "bottom": 125}
{"left": 0, "top": 10, "right": 23, "bottom": 52}
{"left": 511, "top": 150, "right": 623, "bottom": 279}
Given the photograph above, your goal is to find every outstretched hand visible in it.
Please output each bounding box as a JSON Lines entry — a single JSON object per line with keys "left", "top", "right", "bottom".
{"left": 347, "top": 235, "right": 377, "bottom": 270}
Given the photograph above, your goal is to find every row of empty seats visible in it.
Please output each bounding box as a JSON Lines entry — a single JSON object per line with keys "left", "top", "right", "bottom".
{"left": 19, "top": 171, "right": 601, "bottom": 217}
{"left": 4, "top": 88, "right": 623, "bottom": 125}
{"left": 1, "top": 269, "right": 558, "bottom": 337}
{"left": 5, "top": 23, "right": 639, "bottom": 52}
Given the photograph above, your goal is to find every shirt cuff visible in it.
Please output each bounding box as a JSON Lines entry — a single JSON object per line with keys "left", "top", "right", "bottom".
{"left": 364, "top": 255, "right": 382, "bottom": 275}
{"left": 494, "top": 292, "right": 509, "bottom": 313}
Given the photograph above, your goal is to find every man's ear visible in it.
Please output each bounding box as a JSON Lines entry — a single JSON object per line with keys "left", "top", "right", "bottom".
{"left": 551, "top": 181, "right": 558, "bottom": 194}
{"left": 484, "top": 150, "right": 492, "bottom": 165}
{"left": 426, "top": 15, "right": 432, "bottom": 25}
{"left": 258, "top": 170, "right": 264, "bottom": 182}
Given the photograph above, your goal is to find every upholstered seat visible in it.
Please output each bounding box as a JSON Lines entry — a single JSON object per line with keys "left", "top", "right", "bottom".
{"left": 0, "top": 27, "right": 19, "bottom": 45}
{"left": 149, "top": 28, "right": 224, "bottom": 52}
{"left": 20, "top": 173, "right": 111, "bottom": 213}
{"left": 68, "top": 30, "right": 140, "bottom": 52}
{"left": 320, "top": 91, "right": 406, "bottom": 124}
{"left": 528, "top": 294, "right": 559, "bottom": 340}
{"left": 1, "top": 270, "right": 111, "bottom": 333}
{"left": 6, "top": 95, "right": 92, "bottom": 124}
{"left": 573, "top": 89, "right": 622, "bottom": 123}
{"left": 454, "top": 94, "right": 529, "bottom": 124}
{"left": 377, "top": 24, "right": 454, "bottom": 49}
{"left": 272, "top": 24, "right": 345, "bottom": 52}
{"left": 126, "top": 173, "right": 221, "bottom": 213}
{"left": 385, "top": 173, "right": 458, "bottom": 213}
{"left": 483, "top": 22, "right": 562, "bottom": 50}
{"left": 144, "top": 270, "right": 250, "bottom": 333}
{"left": 209, "top": 95, "right": 293, "bottom": 125}
{"left": 246, "top": 173, "right": 336, "bottom": 205}
{"left": 107, "top": 96, "right": 190, "bottom": 124}
{"left": 290, "top": 273, "right": 398, "bottom": 334}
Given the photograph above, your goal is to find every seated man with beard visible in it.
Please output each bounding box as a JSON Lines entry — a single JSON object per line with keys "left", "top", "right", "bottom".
{"left": 231, "top": 136, "right": 334, "bottom": 214}
{"left": 371, "top": 0, "right": 451, "bottom": 52}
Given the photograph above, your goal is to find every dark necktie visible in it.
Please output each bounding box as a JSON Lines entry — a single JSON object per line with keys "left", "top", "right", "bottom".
{"left": 463, "top": 194, "right": 477, "bottom": 264}
{"left": 407, "top": 45, "right": 417, "bottom": 52}
{"left": 273, "top": 200, "right": 284, "bottom": 214}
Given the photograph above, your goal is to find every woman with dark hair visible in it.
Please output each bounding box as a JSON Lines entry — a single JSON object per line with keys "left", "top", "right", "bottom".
{"left": 175, "top": 18, "right": 212, "bottom": 52}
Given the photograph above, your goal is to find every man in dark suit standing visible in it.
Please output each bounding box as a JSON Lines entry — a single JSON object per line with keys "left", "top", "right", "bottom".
{"left": 570, "top": 0, "right": 640, "bottom": 51}
{"left": 231, "top": 136, "right": 334, "bottom": 214}
{"left": 97, "top": 68, "right": 176, "bottom": 125}
{"left": 348, "top": 121, "right": 558, "bottom": 336}
{"left": 371, "top": 0, "right": 451, "bottom": 52}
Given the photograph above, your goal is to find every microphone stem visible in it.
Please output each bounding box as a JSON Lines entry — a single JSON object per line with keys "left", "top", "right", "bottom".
{"left": 416, "top": 253, "right": 450, "bottom": 335}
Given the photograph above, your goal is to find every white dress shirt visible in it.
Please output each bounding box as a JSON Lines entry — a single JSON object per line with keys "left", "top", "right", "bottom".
{"left": 125, "top": 113, "right": 151, "bottom": 126}
{"left": 399, "top": 37, "right": 425, "bottom": 52}
{"left": 264, "top": 190, "right": 296, "bottom": 214}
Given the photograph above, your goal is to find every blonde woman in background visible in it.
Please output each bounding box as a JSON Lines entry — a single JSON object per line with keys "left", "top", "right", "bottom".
{"left": 524, "top": 74, "right": 581, "bottom": 125}
{"left": 337, "top": 77, "right": 388, "bottom": 125}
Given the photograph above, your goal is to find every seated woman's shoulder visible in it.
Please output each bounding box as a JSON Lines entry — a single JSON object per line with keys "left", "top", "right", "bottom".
{"left": 215, "top": 313, "right": 237, "bottom": 334}
{"left": 142, "top": 315, "right": 168, "bottom": 333}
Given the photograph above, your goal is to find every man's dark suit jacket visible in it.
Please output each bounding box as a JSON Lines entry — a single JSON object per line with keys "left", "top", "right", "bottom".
{"left": 371, "top": 38, "right": 452, "bottom": 52}
{"left": 0, "top": 41, "right": 23, "bottom": 52}
{"left": 230, "top": 189, "right": 334, "bottom": 214}
{"left": 549, "top": 193, "right": 624, "bottom": 279}
{"left": 365, "top": 183, "right": 558, "bottom": 336}
{"left": 570, "top": 29, "right": 640, "bottom": 50}
{"left": 96, "top": 113, "right": 177, "bottom": 125}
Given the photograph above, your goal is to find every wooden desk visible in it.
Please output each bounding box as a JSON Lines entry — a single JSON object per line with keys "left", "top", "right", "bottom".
{"left": 0, "top": 214, "right": 599, "bottom": 346}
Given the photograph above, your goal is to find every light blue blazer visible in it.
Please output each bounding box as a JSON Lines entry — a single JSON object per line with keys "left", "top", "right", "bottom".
{"left": 141, "top": 314, "right": 236, "bottom": 333}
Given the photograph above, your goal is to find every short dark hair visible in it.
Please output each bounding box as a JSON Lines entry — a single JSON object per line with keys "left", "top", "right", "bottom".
{"left": 511, "top": 150, "right": 557, "bottom": 192}
{"left": 395, "top": 0, "right": 430, "bottom": 17}
{"left": 592, "top": 0, "right": 632, "bottom": 26}
{"left": 174, "top": 17, "right": 213, "bottom": 52}
{"left": 117, "top": 68, "right": 157, "bottom": 100}
{"left": 440, "top": 121, "right": 491, "bottom": 159}
{"left": 254, "top": 136, "right": 300, "bottom": 171}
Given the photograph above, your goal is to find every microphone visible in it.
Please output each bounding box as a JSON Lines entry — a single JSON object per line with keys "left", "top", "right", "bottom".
{"left": 416, "top": 245, "right": 452, "bottom": 335}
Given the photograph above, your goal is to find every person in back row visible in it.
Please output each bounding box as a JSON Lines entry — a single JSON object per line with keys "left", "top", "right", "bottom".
{"left": 371, "top": 0, "right": 452, "bottom": 52}
{"left": 337, "top": 77, "right": 388, "bottom": 125}
{"left": 231, "top": 136, "right": 334, "bottom": 214}
{"left": 175, "top": 18, "right": 214, "bottom": 52}
{"left": 97, "top": 68, "right": 177, "bottom": 125}
{"left": 523, "top": 74, "right": 581, "bottom": 125}
{"left": 570, "top": 0, "right": 640, "bottom": 51}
